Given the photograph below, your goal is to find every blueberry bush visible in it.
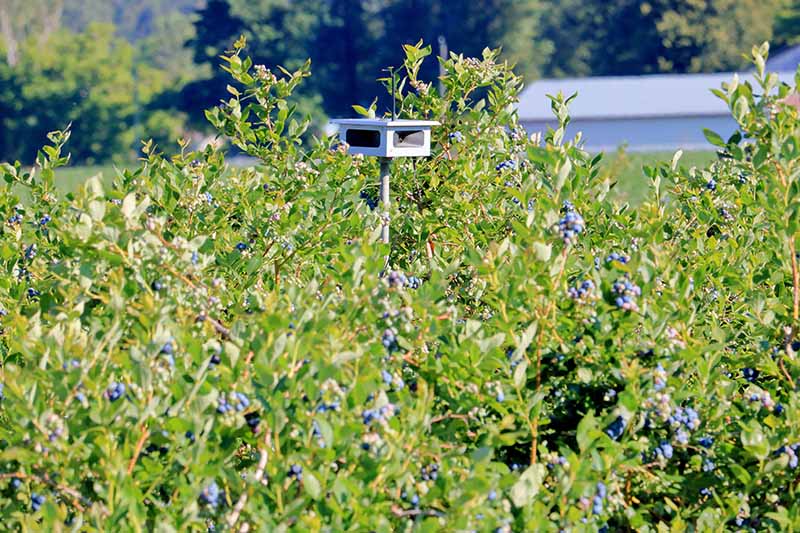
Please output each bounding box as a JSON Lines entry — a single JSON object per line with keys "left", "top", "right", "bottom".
{"left": 1, "top": 39, "right": 800, "bottom": 531}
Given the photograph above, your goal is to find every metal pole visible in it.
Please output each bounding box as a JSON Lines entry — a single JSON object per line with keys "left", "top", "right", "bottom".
{"left": 379, "top": 157, "right": 391, "bottom": 244}
{"left": 438, "top": 35, "right": 448, "bottom": 96}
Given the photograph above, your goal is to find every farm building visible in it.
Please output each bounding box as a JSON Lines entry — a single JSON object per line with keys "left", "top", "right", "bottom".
{"left": 517, "top": 45, "right": 800, "bottom": 152}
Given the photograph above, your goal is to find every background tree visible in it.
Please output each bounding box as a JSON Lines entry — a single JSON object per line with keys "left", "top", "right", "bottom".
{"left": 774, "top": 0, "right": 800, "bottom": 47}
{"left": 541, "top": 0, "right": 782, "bottom": 76}
{"left": 0, "top": 23, "right": 185, "bottom": 164}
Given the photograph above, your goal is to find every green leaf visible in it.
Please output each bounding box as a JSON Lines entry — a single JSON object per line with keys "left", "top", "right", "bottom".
{"left": 741, "top": 420, "right": 769, "bottom": 460}
{"left": 510, "top": 464, "right": 544, "bottom": 507}
{"left": 304, "top": 471, "right": 322, "bottom": 500}
{"left": 533, "top": 242, "right": 552, "bottom": 262}
{"left": 703, "top": 129, "right": 726, "bottom": 147}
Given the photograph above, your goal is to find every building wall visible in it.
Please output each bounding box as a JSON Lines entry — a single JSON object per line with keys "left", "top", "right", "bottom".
{"left": 521, "top": 115, "right": 739, "bottom": 152}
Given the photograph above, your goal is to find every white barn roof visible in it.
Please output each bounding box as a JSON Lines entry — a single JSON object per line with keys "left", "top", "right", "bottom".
{"left": 518, "top": 72, "right": 751, "bottom": 121}
{"left": 766, "top": 45, "right": 800, "bottom": 73}
{"left": 517, "top": 45, "right": 800, "bottom": 121}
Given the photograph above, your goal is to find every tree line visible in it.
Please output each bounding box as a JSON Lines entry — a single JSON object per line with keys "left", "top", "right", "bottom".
{"left": 0, "top": 0, "right": 798, "bottom": 163}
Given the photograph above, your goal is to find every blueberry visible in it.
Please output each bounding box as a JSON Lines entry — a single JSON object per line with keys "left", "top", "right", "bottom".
{"left": 245, "top": 412, "right": 260, "bottom": 429}
{"left": 488, "top": 490, "right": 497, "bottom": 501}
{"left": 10, "top": 478, "right": 21, "bottom": 490}
{"left": 410, "top": 494, "right": 419, "bottom": 506}
{"left": 381, "top": 369, "right": 393, "bottom": 385}
{"left": 742, "top": 367, "right": 759, "bottom": 382}
{"left": 495, "top": 390, "right": 505, "bottom": 402}
{"left": 185, "top": 430, "right": 196, "bottom": 443}
{"left": 235, "top": 242, "right": 248, "bottom": 252}
{"left": 161, "top": 342, "right": 173, "bottom": 355}
{"left": 151, "top": 280, "right": 164, "bottom": 291}
{"left": 605, "top": 416, "right": 626, "bottom": 440}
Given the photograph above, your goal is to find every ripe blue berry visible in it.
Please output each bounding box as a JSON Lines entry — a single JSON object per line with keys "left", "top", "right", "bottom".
{"left": 605, "top": 416, "right": 626, "bottom": 440}
{"left": 106, "top": 382, "right": 125, "bottom": 402}
{"left": 200, "top": 482, "right": 220, "bottom": 507}
{"left": 742, "top": 367, "right": 758, "bottom": 382}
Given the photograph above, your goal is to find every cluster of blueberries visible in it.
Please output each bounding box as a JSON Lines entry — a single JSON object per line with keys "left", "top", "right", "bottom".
{"left": 31, "top": 493, "right": 45, "bottom": 511}
{"left": 748, "top": 390, "right": 776, "bottom": 411}
{"left": 654, "top": 441, "right": 674, "bottom": 460}
{"left": 668, "top": 406, "right": 700, "bottom": 431}
{"left": 288, "top": 464, "right": 303, "bottom": 482}
{"left": 605, "top": 252, "right": 628, "bottom": 264}
{"left": 381, "top": 368, "right": 405, "bottom": 391}
{"left": 419, "top": 462, "right": 439, "bottom": 482}
{"left": 503, "top": 180, "right": 535, "bottom": 211}
{"left": 592, "top": 482, "right": 607, "bottom": 515}
{"left": 567, "top": 279, "right": 595, "bottom": 302}
{"left": 495, "top": 160, "right": 516, "bottom": 172}
{"left": 216, "top": 392, "right": 250, "bottom": 414}
{"left": 105, "top": 382, "right": 125, "bottom": 402}
{"left": 777, "top": 443, "right": 800, "bottom": 468}
{"left": 359, "top": 190, "right": 378, "bottom": 211}
{"left": 653, "top": 363, "right": 667, "bottom": 392}
{"left": 361, "top": 403, "right": 396, "bottom": 426}
{"left": 159, "top": 341, "right": 176, "bottom": 368}
{"left": 705, "top": 178, "right": 717, "bottom": 192}
{"left": 605, "top": 416, "right": 626, "bottom": 440}
{"left": 742, "top": 367, "right": 759, "bottom": 383}
{"left": 386, "top": 271, "right": 422, "bottom": 290}
{"left": 579, "top": 482, "right": 608, "bottom": 517}
{"left": 200, "top": 481, "right": 221, "bottom": 508}
{"left": 382, "top": 328, "right": 399, "bottom": 352}
{"left": 315, "top": 400, "right": 340, "bottom": 413}
{"left": 7, "top": 213, "right": 23, "bottom": 225}
{"left": 558, "top": 201, "right": 584, "bottom": 244}
{"left": 544, "top": 452, "right": 569, "bottom": 470}
{"left": 449, "top": 131, "right": 464, "bottom": 143}
{"left": 611, "top": 278, "right": 641, "bottom": 312}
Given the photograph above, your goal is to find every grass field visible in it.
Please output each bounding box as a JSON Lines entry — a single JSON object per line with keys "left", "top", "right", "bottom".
{"left": 48, "top": 150, "right": 717, "bottom": 204}
{"left": 600, "top": 150, "right": 717, "bottom": 204}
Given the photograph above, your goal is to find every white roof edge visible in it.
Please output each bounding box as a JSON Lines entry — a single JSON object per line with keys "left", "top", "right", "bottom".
{"left": 517, "top": 70, "right": 797, "bottom": 121}
{"left": 330, "top": 119, "right": 440, "bottom": 127}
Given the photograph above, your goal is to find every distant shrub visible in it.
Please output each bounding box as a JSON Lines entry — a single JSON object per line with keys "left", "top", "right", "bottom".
{"left": 0, "top": 23, "right": 187, "bottom": 165}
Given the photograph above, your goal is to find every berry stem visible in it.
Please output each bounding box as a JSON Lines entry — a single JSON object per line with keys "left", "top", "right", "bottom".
{"left": 127, "top": 424, "right": 151, "bottom": 475}
{"left": 530, "top": 247, "right": 570, "bottom": 465}
{"left": 226, "top": 431, "right": 271, "bottom": 530}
